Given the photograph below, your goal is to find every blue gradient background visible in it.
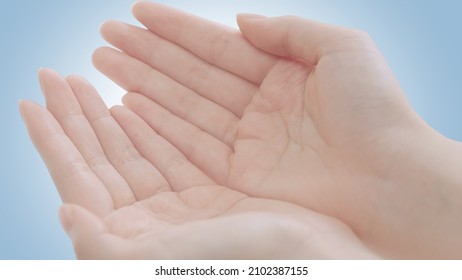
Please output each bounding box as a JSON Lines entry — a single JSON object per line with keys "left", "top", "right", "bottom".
{"left": 1, "top": 1, "right": 461, "bottom": 259}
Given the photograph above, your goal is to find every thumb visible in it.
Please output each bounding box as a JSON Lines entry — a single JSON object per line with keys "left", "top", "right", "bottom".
{"left": 59, "top": 204, "right": 132, "bottom": 259}
{"left": 237, "top": 14, "right": 372, "bottom": 65}
{"left": 59, "top": 203, "right": 106, "bottom": 237}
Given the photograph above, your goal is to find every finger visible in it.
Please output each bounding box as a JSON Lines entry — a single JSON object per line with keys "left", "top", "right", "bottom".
{"left": 237, "top": 14, "right": 375, "bottom": 65}
{"left": 19, "top": 100, "right": 113, "bottom": 217}
{"left": 66, "top": 75, "right": 170, "bottom": 200}
{"left": 131, "top": 1, "right": 277, "bottom": 85}
{"left": 39, "top": 68, "right": 136, "bottom": 209}
{"left": 93, "top": 47, "right": 239, "bottom": 146}
{"left": 110, "top": 105, "right": 215, "bottom": 191}
{"left": 60, "top": 204, "right": 134, "bottom": 259}
{"left": 99, "top": 21, "right": 256, "bottom": 117}
{"left": 121, "top": 93, "right": 232, "bottom": 186}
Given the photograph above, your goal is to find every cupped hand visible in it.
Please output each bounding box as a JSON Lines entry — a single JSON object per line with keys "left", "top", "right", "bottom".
{"left": 20, "top": 69, "right": 374, "bottom": 259}
{"left": 93, "top": 3, "right": 439, "bottom": 256}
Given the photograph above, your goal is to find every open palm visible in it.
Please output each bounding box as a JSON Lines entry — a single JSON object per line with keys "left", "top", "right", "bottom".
{"left": 93, "top": 2, "right": 428, "bottom": 248}
{"left": 20, "top": 69, "right": 373, "bottom": 259}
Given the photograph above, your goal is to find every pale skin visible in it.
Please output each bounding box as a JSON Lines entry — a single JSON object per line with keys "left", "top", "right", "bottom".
{"left": 20, "top": 69, "right": 374, "bottom": 259}
{"left": 20, "top": 2, "right": 462, "bottom": 259}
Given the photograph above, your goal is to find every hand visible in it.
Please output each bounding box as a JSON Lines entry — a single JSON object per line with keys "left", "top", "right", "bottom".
{"left": 19, "top": 69, "right": 374, "bottom": 259}
{"left": 93, "top": 2, "right": 462, "bottom": 258}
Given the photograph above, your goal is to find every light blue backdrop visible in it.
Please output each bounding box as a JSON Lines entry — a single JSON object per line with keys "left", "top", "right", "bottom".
{"left": 1, "top": 0, "right": 461, "bottom": 259}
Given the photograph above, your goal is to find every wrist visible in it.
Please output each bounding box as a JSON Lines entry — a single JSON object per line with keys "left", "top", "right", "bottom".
{"left": 364, "top": 125, "right": 462, "bottom": 258}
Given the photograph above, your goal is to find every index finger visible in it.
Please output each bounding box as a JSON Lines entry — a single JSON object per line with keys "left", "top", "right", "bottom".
{"left": 19, "top": 100, "right": 114, "bottom": 217}
{"left": 131, "top": 1, "right": 277, "bottom": 85}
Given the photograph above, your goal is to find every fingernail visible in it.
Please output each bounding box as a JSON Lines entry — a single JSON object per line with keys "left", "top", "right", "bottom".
{"left": 18, "top": 99, "right": 25, "bottom": 120}
{"left": 131, "top": 0, "right": 147, "bottom": 12}
{"left": 237, "top": 13, "right": 267, "bottom": 20}
{"left": 38, "top": 68, "right": 46, "bottom": 94}
{"left": 59, "top": 205, "right": 74, "bottom": 235}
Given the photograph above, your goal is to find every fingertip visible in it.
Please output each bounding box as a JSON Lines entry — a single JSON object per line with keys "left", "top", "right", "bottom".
{"left": 17, "top": 99, "right": 42, "bottom": 113}
{"left": 98, "top": 20, "right": 111, "bottom": 37}
{"left": 100, "top": 20, "right": 126, "bottom": 40}
{"left": 132, "top": 1, "right": 169, "bottom": 24}
{"left": 109, "top": 104, "right": 125, "bottom": 116}
{"left": 121, "top": 93, "right": 130, "bottom": 106}
{"left": 92, "top": 46, "right": 106, "bottom": 59}
{"left": 236, "top": 13, "right": 267, "bottom": 21}
{"left": 18, "top": 100, "right": 49, "bottom": 138}
{"left": 92, "top": 46, "right": 117, "bottom": 61}
{"left": 92, "top": 46, "right": 111, "bottom": 68}
{"left": 121, "top": 92, "right": 144, "bottom": 109}
{"left": 91, "top": 48, "right": 100, "bottom": 67}
{"left": 38, "top": 68, "right": 51, "bottom": 91}
{"left": 236, "top": 13, "right": 267, "bottom": 28}
{"left": 38, "top": 70, "right": 46, "bottom": 94}
{"left": 37, "top": 67, "right": 46, "bottom": 76}
{"left": 65, "top": 74, "right": 88, "bottom": 85}
{"left": 131, "top": 0, "right": 149, "bottom": 18}
{"left": 18, "top": 99, "right": 37, "bottom": 113}
{"left": 18, "top": 99, "right": 33, "bottom": 121}
{"left": 121, "top": 92, "right": 133, "bottom": 106}
{"left": 18, "top": 98, "right": 26, "bottom": 109}
{"left": 38, "top": 68, "right": 66, "bottom": 96}
{"left": 131, "top": 0, "right": 141, "bottom": 12}
{"left": 38, "top": 67, "right": 61, "bottom": 79}
{"left": 110, "top": 104, "right": 124, "bottom": 110}
{"left": 65, "top": 74, "right": 91, "bottom": 94}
